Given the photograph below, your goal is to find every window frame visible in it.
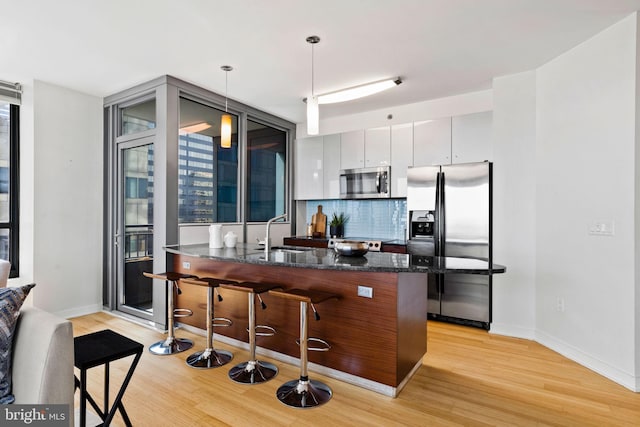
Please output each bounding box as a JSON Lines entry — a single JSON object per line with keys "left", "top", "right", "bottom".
{"left": 1, "top": 104, "right": 19, "bottom": 278}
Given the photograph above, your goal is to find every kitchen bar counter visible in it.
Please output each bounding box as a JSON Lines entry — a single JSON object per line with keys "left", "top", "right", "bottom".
{"left": 166, "top": 243, "right": 504, "bottom": 397}
{"left": 165, "top": 243, "right": 505, "bottom": 274}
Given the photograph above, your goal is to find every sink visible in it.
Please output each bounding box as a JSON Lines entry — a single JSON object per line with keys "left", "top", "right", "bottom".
{"left": 269, "top": 246, "right": 310, "bottom": 254}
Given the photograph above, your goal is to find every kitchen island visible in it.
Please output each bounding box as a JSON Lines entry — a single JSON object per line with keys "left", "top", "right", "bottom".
{"left": 166, "top": 243, "right": 504, "bottom": 397}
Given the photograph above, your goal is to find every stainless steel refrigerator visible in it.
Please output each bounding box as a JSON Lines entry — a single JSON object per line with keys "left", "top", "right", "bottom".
{"left": 406, "top": 162, "right": 492, "bottom": 329}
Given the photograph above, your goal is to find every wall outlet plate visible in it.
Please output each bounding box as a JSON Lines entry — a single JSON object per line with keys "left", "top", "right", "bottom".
{"left": 357, "top": 285, "right": 373, "bottom": 298}
{"left": 588, "top": 220, "right": 614, "bottom": 236}
{"left": 182, "top": 261, "right": 191, "bottom": 269}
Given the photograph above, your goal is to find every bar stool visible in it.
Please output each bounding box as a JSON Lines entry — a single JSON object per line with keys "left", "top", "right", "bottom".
{"left": 220, "top": 281, "right": 282, "bottom": 384}
{"left": 180, "top": 277, "right": 234, "bottom": 368}
{"left": 143, "top": 271, "right": 196, "bottom": 355}
{"left": 268, "top": 288, "right": 339, "bottom": 408}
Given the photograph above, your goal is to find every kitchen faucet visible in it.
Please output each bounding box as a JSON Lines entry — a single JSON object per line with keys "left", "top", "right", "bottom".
{"left": 265, "top": 213, "right": 287, "bottom": 258}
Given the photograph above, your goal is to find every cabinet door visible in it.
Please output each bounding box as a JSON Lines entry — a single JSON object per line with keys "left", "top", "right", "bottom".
{"left": 340, "top": 129, "right": 365, "bottom": 170}
{"left": 413, "top": 117, "right": 452, "bottom": 166}
{"left": 323, "top": 133, "right": 341, "bottom": 199}
{"left": 390, "top": 123, "right": 413, "bottom": 197}
{"left": 364, "top": 126, "right": 391, "bottom": 167}
{"left": 294, "top": 136, "right": 324, "bottom": 200}
{"left": 451, "top": 111, "right": 492, "bottom": 164}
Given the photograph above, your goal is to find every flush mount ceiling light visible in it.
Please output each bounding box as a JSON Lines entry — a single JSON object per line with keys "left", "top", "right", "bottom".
{"left": 316, "top": 77, "right": 402, "bottom": 104}
{"left": 220, "top": 65, "right": 233, "bottom": 148}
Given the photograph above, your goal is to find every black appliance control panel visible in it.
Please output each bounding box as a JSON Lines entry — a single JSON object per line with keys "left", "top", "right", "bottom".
{"left": 409, "top": 210, "right": 435, "bottom": 238}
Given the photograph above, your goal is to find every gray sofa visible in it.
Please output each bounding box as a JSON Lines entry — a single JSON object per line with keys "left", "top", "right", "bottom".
{"left": 11, "top": 306, "right": 74, "bottom": 426}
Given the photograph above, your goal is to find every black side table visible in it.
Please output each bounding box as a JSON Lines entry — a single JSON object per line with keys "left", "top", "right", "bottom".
{"left": 74, "top": 329, "right": 143, "bottom": 427}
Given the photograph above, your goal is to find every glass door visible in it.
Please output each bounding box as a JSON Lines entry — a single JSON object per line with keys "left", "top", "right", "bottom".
{"left": 116, "top": 138, "right": 154, "bottom": 320}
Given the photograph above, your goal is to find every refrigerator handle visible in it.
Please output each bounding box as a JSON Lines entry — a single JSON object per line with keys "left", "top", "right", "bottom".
{"left": 436, "top": 171, "right": 445, "bottom": 257}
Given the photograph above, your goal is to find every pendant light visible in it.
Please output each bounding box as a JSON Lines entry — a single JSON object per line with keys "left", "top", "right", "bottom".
{"left": 306, "top": 36, "right": 320, "bottom": 135}
{"left": 220, "top": 65, "right": 233, "bottom": 148}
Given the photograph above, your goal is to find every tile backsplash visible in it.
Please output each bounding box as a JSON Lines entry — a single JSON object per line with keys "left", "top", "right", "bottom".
{"left": 305, "top": 199, "right": 407, "bottom": 241}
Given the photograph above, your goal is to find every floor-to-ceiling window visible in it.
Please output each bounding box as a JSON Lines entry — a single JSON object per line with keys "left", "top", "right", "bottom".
{"left": 178, "top": 97, "right": 238, "bottom": 223}
{"left": 246, "top": 119, "right": 287, "bottom": 221}
{"left": 0, "top": 82, "right": 20, "bottom": 278}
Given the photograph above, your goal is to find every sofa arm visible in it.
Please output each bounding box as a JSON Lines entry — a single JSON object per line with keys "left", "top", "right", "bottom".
{"left": 11, "top": 306, "right": 74, "bottom": 414}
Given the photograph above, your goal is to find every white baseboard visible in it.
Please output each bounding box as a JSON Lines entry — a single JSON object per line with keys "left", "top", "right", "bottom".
{"left": 489, "top": 322, "right": 536, "bottom": 340}
{"left": 535, "top": 329, "right": 638, "bottom": 392}
{"left": 53, "top": 303, "right": 102, "bottom": 320}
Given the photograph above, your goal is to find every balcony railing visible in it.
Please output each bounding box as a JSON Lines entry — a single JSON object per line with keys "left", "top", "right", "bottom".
{"left": 124, "top": 225, "right": 153, "bottom": 261}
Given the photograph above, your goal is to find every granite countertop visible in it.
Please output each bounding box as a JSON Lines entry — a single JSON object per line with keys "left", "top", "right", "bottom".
{"left": 165, "top": 243, "right": 506, "bottom": 275}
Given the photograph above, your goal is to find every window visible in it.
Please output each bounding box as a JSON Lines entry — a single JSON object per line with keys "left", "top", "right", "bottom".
{"left": 120, "top": 98, "right": 156, "bottom": 136}
{"left": 246, "top": 120, "right": 287, "bottom": 222}
{"left": 0, "top": 100, "right": 19, "bottom": 277}
{"left": 178, "top": 97, "right": 238, "bottom": 223}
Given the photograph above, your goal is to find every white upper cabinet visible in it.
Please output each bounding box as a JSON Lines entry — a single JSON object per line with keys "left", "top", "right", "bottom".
{"left": 390, "top": 123, "right": 413, "bottom": 197}
{"left": 294, "top": 136, "right": 324, "bottom": 200}
{"left": 340, "top": 129, "right": 365, "bottom": 170}
{"left": 413, "top": 117, "right": 452, "bottom": 166}
{"left": 451, "top": 111, "right": 492, "bottom": 164}
{"left": 364, "top": 126, "right": 391, "bottom": 167}
{"left": 323, "top": 133, "right": 341, "bottom": 199}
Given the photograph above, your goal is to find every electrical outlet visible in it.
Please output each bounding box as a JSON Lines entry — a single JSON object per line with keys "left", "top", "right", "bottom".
{"left": 589, "top": 220, "right": 614, "bottom": 236}
{"left": 556, "top": 297, "right": 565, "bottom": 313}
{"left": 182, "top": 261, "right": 191, "bottom": 269}
{"left": 357, "top": 285, "right": 373, "bottom": 298}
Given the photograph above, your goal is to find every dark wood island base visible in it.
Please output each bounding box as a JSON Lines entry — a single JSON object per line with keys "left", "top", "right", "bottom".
{"left": 171, "top": 254, "right": 427, "bottom": 397}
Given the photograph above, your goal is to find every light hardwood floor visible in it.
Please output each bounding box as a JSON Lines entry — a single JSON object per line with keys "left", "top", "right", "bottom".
{"left": 70, "top": 312, "right": 640, "bottom": 426}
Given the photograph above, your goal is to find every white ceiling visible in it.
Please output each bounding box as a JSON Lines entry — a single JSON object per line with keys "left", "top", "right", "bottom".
{"left": 4, "top": 0, "right": 640, "bottom": 124}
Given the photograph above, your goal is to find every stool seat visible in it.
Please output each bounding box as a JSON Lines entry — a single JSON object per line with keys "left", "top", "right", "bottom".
{"left": 268, "top": 288, "right": 337, "bottom": 304}
{"left": 180, "top": 276, "right": 235, "bottom": 369}
{"left": 74, "top": 329, "right": 143, "bottom": 427}
{"left": 143, "top": 271, "right": 195, "bottom": 282}
{"left": 220, "top": 281, "right": 281, "bottom": 294}
{"left": 269, "top": 288, "right": 338, "bottom": 408}
{"left": 143, "top": 271, "right": 195, "bottom": 355}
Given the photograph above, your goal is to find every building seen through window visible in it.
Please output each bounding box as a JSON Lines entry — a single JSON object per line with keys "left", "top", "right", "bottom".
{"left": 178, "top": 97, "right": 238, "bottom": 223}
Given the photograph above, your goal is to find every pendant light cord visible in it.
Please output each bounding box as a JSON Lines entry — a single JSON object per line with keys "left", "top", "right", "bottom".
{"left": 311, "top": 42, "right": 314, "bottom": 97}
{"left": 221, "top": 65, "right": 233, "bottom": 113}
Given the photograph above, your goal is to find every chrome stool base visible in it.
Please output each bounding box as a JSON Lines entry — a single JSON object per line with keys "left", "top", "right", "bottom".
{"left": 229, "top": 359, "right": 278, "bottom": 384}
{"left": 276, "top": 377, "right": 332, "bottom": 408}
{"left": 149, "top": 337, "right": 194, "bottom": 355}
{"left": 186, "top": 348, "right": 233, "bottom": 369}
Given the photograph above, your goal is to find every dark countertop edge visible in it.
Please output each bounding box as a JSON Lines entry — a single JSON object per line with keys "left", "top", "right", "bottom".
{"left": 164, "top": 244, "right": 505, "bottom": 275}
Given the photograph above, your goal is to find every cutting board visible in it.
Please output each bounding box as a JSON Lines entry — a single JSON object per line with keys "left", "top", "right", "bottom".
{"left": 311, "top": 205, "right": 327, "bottom": 238}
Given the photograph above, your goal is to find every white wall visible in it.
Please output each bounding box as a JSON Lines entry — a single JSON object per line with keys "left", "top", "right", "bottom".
{"left": 32, "top": 81, "right": 103, "bottom": 317}
{"left": 491, "top": 70, "right": 537, "bottom": 339}
{"left": 535, "top": 14, "right": 638, "bottom": 389}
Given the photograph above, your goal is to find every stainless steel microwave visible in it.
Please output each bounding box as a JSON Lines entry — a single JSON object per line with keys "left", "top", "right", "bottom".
{"left": 339, "top": 166, "right": 390, "bottom": 199}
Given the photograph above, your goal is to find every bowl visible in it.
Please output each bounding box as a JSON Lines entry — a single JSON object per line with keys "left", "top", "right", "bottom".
{"left": 333, "top": 240, "right": 369, "bottom": 257}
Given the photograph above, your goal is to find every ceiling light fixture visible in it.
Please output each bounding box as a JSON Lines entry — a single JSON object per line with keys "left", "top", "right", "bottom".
{"left": 220, "top": 65, "right": 233, "bottom": 148}
{"left": 316, "top": 77, "right": 402, "bottom": 104}
{"left": 306, "top": 36, "right": 320, "bottom": 135}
